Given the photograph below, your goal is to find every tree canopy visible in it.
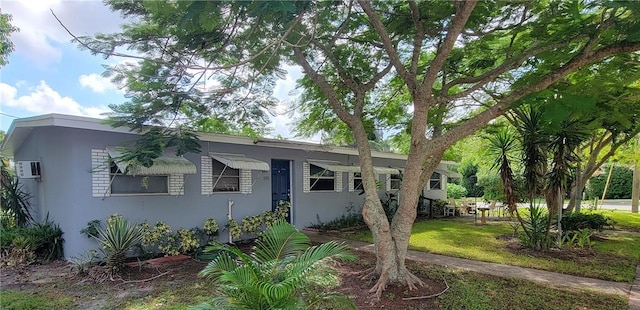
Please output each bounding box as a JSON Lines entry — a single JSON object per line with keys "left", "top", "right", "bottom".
{"left": 0, "top": 9, "right": 18, "bottom": 67}
{"left": 73, "top": 0, "right": 640, "bottom": 296}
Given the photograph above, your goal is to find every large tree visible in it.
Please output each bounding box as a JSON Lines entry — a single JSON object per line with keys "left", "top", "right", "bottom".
{"left": 0, "top": 9, "right": 18, "bottom": 67}
{"left": 73, "top": 0, "right": 640, "bottom": 296}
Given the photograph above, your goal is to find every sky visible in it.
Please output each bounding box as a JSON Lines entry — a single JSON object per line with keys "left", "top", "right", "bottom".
{"left": 0, "top": 0, "right": 307, "bottom": 140}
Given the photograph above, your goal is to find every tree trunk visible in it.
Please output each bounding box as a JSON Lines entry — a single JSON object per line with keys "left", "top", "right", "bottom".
{"left": 351, "top": 119, "right": 427, "bottom": 298}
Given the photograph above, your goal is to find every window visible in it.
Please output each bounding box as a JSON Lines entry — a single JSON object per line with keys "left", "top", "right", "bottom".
{"left": 110, "top": 163, "right": 168, "bottom": 194}
{"left": 390, "top": 174, "right": 402, "bottom": 190}
{"left": 310, "top": 164, "right": 335, "bottom": 191}
{"left": 353, "top": 173, "right": 363, "bottom": 191}
{"left": 212, "top": 159, "right": 240, "bottom": 192}
{"left": 430, "top": 172, "right": 442, "bottom": 190}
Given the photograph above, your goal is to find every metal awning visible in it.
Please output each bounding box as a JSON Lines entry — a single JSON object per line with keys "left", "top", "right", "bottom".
{"left": 107, "top": 148, "right": 197, "bottom": 175}
{"left": 307, "top": 160, "right": 361, "bottom": 173}
{"left": 373, "top": 166, "right": 401, "bottom": 175}
{"left": 436, "top": 169, "right": 463, "bottom": 178}
{"left": 307, "top": 160, "right": 400, "bottom": 174}
{"left": 209, "top": 153, "right": 269, "bottom": 171}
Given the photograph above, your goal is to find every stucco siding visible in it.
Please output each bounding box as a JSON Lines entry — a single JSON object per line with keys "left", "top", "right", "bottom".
{"left": 10, "top": 126, "right": 449, "bottom": 259}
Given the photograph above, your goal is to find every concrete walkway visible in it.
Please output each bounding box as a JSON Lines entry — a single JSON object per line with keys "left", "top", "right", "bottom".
{"left": 304, "top": 231, "right": 640, "bottom": 309}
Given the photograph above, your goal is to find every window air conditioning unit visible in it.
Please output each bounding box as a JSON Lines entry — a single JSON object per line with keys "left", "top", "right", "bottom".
{"left": 17, "top": 161, "right": 41, "bottom": 179}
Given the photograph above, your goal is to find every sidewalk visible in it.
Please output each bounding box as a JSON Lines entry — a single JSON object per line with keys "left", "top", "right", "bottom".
{"left": 304, "top": 231, "right": 640, "bottom": 308}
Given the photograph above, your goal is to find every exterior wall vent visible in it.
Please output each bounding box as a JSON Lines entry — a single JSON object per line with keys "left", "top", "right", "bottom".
{"left": 17, "top": 161, "right": 41, "bottom": 179}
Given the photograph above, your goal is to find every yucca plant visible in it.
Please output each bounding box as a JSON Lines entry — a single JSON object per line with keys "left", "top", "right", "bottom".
{"left": 192, "top": 220, "right": 356, "bottom": 310}
{"left": 94, "top": 216, "right": 143, "bottom": 274}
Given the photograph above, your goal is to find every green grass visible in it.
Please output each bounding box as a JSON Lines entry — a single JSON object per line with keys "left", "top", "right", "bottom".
{"left": 114, "top": 282, "right": 218, "bottom": 309}
{"left": 432, "top": 268, "right": 628, "bottom": 310}
{"left": 348, "top": 217, "right": 640, "bottom": 282}
{"left": 0, "top": 290, "right": 74, "bottom": 310}
{"left": 601, "top": 210, "right": 640, "bottom": 232}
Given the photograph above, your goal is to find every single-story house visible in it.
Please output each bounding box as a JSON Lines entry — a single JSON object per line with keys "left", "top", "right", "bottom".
{"left": 1, "top": 114, "right": 460, "bottom": 259}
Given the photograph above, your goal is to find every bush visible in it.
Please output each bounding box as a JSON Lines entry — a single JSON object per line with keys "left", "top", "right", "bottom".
{"left": 194, "top": 220, "right": 355, "bottom": 309}
{"left": 0, "top": 215, "right": 64, "bottom": 263}
{"left": 586, "top": 166, "right": 633, "bottom": 199}
{"left": 447, "top": 183, "right": 467, "bottom": 199}
{"left": 562, "top": 212, "right": 613, "bottom": 232}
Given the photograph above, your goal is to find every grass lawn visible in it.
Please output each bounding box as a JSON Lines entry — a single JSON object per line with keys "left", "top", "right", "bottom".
{"left": 600, "top": 210, "right": 640, "bottom": 232}
{"left": 347, "top": 217, "right": 640, "bottom": 282}
{"left": 1, "top": 253, "right": 628, "bottom": 310}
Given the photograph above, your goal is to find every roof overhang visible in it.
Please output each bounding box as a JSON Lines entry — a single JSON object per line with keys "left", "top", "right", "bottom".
{"left": 209, "top": 153, "right": 270, "bottom": 171}
{"left": 107, "top": 148, "right": 197, "bottom": 175}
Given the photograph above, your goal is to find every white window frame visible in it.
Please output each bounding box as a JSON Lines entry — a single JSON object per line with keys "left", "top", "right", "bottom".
{"left": 309, "top": 164, "right": 336, "bottom": 192}
{"left": 429, "top": 172, "right": 442, "bottom": 190}
{"left": 212, "top": 158, "right": 241, "bottom": 193}
{"left": 389, "top": 173, "right": 402, "bottom": 191}
{"left": 109, "top": 161, "right": 169, "bottom": 196}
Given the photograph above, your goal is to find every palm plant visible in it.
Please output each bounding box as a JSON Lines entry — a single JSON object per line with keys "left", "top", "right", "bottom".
{"left": 485, "top": 127, "right": 519, "bottom": 214}
{"left": 192, "top": 220, "right": 356, "bottom": 310}
{"left": 94, "top": 216, "right": 143, "bottom": 274}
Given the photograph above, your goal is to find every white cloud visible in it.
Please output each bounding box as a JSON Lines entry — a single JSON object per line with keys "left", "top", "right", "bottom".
{"left": 79, "top": 73, "right": 121, "bottom": 93}
{"left": 3, "top": 0, "right": 125, "bottom": 67}
{"left": 0, "top": 81, "right": 110, "bottom": 118}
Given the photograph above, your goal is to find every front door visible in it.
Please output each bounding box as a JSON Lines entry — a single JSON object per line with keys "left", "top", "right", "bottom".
{"left": 271, "top": 159, "right": 291, "bottom": 222}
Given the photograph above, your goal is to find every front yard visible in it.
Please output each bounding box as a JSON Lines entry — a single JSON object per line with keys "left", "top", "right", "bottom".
{"left": 348, "top": 213, "right": 640, "bottom": 282}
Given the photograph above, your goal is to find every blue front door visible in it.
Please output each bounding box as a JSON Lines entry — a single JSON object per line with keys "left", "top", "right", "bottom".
{"left": 271, "top": 159, "right": 291, "bottom": 222}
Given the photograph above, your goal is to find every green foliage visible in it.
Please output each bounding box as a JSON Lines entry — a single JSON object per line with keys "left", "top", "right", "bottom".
{"left": 0, "top": 291, "right": 74, "bottom": 310}
{"left": 586, "top": 165, "right": 634, "bottom": 199}
{"left": 458, "top": 162, "right": 484, "bottom": 197}
{"left": 80, "top": 220, "right": 101, "bottom": 239}
{"left": 519, "top": 206, "right": 550, "bottom": 251}
{"left": 1, "top": 159, "right": 33, "bottom": 227}
{"left": 70, "top": 250, "right": 99, "bottom": 275}
{"left": 193, "top": 220, "right": 355, "bottom": 310}
{"left": 0, "top": 215, "right": 64, "bottom": 263}
{"left": 562, "top": 211, "right": 613, "bottom": 232}
{"left": 447, "top": 183, "right": 468, "bottom": 199}
{"left": 94, "top": 215, "right": 143, "bottom": 274}
{"left": 225, "top": 219, "right": 242, "bottom": 241}
{"left": 310, "top": 205, "right": 365, "bottom": 231}
{"left": 0, "top": 10, "right": 18, "bottom": 67}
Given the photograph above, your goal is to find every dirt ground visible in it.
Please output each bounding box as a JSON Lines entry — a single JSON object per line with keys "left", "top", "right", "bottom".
{"left": 0, "top": 249, "right": 448, "bottom": 309}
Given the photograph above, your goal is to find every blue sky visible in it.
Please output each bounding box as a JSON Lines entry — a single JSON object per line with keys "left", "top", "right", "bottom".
{"left": 0, "top": 0, "right": 305, "bottom": 139}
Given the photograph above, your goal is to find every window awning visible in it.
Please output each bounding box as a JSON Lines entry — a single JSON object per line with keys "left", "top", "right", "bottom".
{"left": 436, "top": 169, "right": 463, "bottom": 179}
{"left": 307, "top": 160, "right": 361, "bottom": 173}
{"left": 209, "top": 153, "right": 269, "bottom": 171}
{"left": 307, "top": 160, "right": 400, "bottom": 174}
{"left": 107, "top": 148, "right": 197, "bottom": 175}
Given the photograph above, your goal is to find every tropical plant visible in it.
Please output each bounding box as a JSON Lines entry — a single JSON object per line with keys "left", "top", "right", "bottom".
{"left": 94, "top": 215, "right": 143, "bottom": 274}
{"left": 225, "top": 219, "right": 242, "bottom": 241}
{"left": 26, "top": 214, "right": 64, "bottom": 262}
{"left": 193, "top": 220, "right": 355, "bottom": 310}
{"left": 1, "top": 159, "right": 33, "bottom": 227}
{"left": 520, "top": 205, "right": 551, "bottom": 251}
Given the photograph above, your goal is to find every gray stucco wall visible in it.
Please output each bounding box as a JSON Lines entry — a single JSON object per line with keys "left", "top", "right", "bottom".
{"left": 13, "top": 126, "right": 447, "bottom": 258}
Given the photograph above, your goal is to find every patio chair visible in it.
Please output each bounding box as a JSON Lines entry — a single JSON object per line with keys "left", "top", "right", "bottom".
{"left": 444, "top": 204, "right": 456, "bottom": 217}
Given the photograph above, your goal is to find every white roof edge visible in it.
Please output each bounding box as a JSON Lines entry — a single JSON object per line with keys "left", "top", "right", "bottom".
{"left": 1, "top": 114, "right": 448, "bottom": 162}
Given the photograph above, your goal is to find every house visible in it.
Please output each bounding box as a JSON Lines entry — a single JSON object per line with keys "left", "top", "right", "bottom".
{"left": 1, "top": 114, "right": 459, "bottom": 259}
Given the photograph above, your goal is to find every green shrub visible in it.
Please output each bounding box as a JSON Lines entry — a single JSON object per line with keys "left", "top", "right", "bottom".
{"left": 586, "top": 166, "right": 633, "bottom": 199}
{"left": 520, "top": 205, "right": 550, "bottom": 251}
{"left": 447, "top": 183, "right": 468, "bottom": 199}
{"left": 95, "top": 215, "right": 143, "bottom": 274}
{"left": 26, "top": 215, "right": 64, "bottom": 261}
{"left": 562, "top": 211, "right": 612, "bottom": 232}
{"left": 193, "top": 220, "right": 355, "bottom": 310}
